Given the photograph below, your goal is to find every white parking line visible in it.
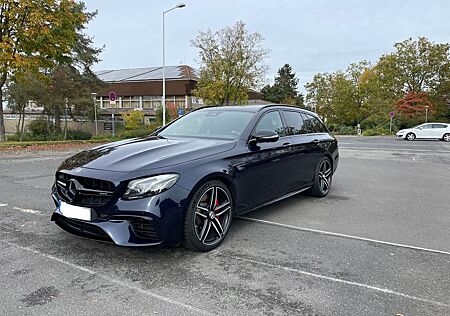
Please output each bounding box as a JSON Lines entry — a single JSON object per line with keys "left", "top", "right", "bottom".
{"left": 13, "top": 207, "right": 44, "bottom": 216}
{"left": 218, "top": 253, "right": 449, "bottom": 308}
{"left": 340, "top": 146, "right": 450, "bottom": 153}
{"left": 237, "top": 216, "right": 450, "bottom": 256}
{"left": 1, "top": 240, "right": 212, "bottom": 316}
{"left": 0, "top": 203, "right": 8, "bottom": 207}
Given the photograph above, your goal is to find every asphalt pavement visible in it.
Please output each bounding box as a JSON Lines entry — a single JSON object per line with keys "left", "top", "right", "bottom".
{"left": 0, "top": 136, "right": 449, "bottom": 315}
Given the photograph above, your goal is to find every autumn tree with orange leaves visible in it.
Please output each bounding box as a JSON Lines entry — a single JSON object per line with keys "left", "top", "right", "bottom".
{"left": 0, "top": 0, "right": 96, "bottom": 141}
{"left": 395, "top": 92, "right": 434, "bottom": 118}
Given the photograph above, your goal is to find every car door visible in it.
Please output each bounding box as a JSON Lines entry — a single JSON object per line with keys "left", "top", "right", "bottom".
{"left": 281, "top": 110, "right": 317, "bottom": 187}
{"left": 415, "top": 124, "right": 433, "bottom": 138}
{"left": 300, "top": 113, "right": 327, "bottom": 170}
{"left": 241, "top": 110, "right": 294, "bottom": 207}
{"left": 432, "top": 124, "right": 448, "bottom": 138}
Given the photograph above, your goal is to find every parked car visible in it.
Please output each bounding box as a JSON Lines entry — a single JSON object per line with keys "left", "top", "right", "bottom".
{"left": 51, "top": 105, "right": 339, "bottom": 251}
{"left": 396, "top": 123, "right": 450, "bottom": 141}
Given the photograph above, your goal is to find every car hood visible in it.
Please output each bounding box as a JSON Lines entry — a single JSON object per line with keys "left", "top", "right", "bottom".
{"left": 58, "top": 136, "right": 236, "bottom": 172}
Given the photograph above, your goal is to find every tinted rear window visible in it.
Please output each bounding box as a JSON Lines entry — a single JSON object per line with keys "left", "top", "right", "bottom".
{"left": 302, "top": 113, "right": 328, "bottom": 133}
{"left": 283, "top": 111, "right": 307, "bottom": 135}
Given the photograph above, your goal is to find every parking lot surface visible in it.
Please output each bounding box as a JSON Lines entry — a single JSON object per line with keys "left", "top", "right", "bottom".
{"left": 0, "top": 136, "right": 449, "bottom": 315}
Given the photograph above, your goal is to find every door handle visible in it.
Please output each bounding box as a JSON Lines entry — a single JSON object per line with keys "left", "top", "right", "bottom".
{"left": 313, "top": 139, "right": 320, "bottom": 144}
{"left": 282, "top": 142, "right": 292, "bottom": 148}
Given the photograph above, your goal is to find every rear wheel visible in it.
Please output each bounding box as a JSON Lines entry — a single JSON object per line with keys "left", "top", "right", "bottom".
{"left": 443, "top": 133, "right": 450, "bottom": 142}
{"left": 183, "top": 180, "right": 232, "bottom": 252}
{"left": 307, "top": 156, "right": 333, "bottom": 197}
{"left": 406, "top": 133, "right": 416, "bottom": 141}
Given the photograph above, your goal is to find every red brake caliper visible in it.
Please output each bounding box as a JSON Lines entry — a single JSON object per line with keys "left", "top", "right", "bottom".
{"left": 215, "top": 198, "right": 220, "bottom": 222}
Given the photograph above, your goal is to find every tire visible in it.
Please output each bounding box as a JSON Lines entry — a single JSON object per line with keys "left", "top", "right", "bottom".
{"left": 307, "top": 156, "right": 333, "bottom": 197}
{"left": 406, "top": 133, "right": 416, "bottom": 141}
{"left": 443, "top": 133, "right": 450, "bottom": 142}
{"left": 183, "top": 180, "right": 233, "bottom": 252}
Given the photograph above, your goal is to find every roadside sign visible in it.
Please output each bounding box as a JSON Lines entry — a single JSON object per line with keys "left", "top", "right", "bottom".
{"left": 104, "top": 122, "right": 113, "bottom": 130}
{"left": 109, "top": 91, "right": 117, "bottom": 106}
{"left": 178, "top": 108, "right": 184, "bottom": 117}
{"left": 389, "top": 112, "right": 394, "bottom": 135}
{"left": 109, "top": 91, "right": 116, "bottom": 101}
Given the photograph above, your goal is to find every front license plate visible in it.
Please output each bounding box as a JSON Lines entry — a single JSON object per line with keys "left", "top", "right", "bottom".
{"left": 59, "top": 201, "right": 92, "bottom": 221}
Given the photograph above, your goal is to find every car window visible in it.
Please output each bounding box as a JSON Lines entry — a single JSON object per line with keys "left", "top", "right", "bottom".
{"left": 159, "top": 110, "right": 254, "bottom": 140}
{"left": 309, "top": 114, "right": 328, "bottom": 133}
{"left": 432, "top": 124, "right": 447, "bottom": 129}
{"left": 283, "top": 111, "right": 307, "bottom": 135}
{"left": 420, "top": 124, "right": 433, "bottom": 129}
{"left": 301, "top": 113, "right": 328, "bottom": 133}
{"left": 300, "top": 113, "right": 316, "bottom": 133}
{"left": 255, "top": 111, "right": 285, "bottom": 137}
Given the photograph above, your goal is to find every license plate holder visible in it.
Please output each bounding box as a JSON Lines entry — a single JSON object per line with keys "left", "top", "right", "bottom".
{"left": 58, "top": 201, "right": 92, "bottom": 221}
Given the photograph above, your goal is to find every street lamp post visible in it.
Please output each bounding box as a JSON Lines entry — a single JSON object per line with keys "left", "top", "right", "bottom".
{"left": 91, "top": 92, "right": 98, "bottom": 136}
{"left": 162, "top": 3, "right": 186, "bottom": 126}
{"left": 425, "top": 105, "right": 429, "bottom": 123}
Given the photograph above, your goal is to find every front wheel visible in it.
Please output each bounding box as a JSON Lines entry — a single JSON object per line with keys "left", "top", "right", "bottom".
{"left": 443, "top": 133, "right": 450, "bottom": 142}
{"left": 183, "top": 180, "right": 233, "bottom": 252}
{"left": 406, "top": 133, "right": 416, "bottom": 141}
{"left": 307, "top": 156, "right": 333, "bottom": 197}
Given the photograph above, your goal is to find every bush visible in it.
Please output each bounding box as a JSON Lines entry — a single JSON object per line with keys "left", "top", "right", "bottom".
{"left": 6, "top": 134, "right": 20, "bottom": 141}
{"left": 362, "top": 126, "right": 391, "bottom": 136}
{"left": 65, "top": 130, "right": 92, "bottom": 140}
{"left": 116, "top": 123, "right": 160, "bottom": 140}
{"left": 90, "top": 134, "right": 114, "bottom": 141}
{"left": 116, "top": 127, "right": 153, "bottom": 139}
{"left": 28, "top": 118, "right": 54, "bottom": 139}
{"left": 328, "top": 124, "right": 357, "bottom": 135}
{"left": 122, "top": 110, "right": 145, "bottom": 130}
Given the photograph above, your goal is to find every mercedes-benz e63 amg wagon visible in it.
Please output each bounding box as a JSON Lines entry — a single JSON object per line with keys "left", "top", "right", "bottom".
{"left": 51, "top": 105, "right": 339, "bottom": 251}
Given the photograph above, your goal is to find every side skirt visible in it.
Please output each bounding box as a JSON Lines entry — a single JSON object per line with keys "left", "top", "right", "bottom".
{"left": 237, "top": 186, "right": 312, "bottom": 216}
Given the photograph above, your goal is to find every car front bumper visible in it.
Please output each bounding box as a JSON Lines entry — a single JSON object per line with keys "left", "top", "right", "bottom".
{"left": 51, "top": 183, "right": 190, "bottom": 246}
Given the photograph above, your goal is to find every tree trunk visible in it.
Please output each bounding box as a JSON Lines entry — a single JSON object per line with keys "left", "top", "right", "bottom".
{"left": 63, "top": 101, "right": 68, "bottom": 140}
{"left": 17, "top": 112, "right": 21, "bottom": 134}
{"left": 20, "top": 108, "right": 25, "bottom": 142}
{"left": 54, "top": 104, "right": 61, "bottom": 132}
{"left": 0, "top": 88, "right": 5, "bottom": 141}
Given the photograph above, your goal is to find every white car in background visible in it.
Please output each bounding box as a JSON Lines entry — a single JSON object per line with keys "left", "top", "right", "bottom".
{"left": 396, "top": 123, "right": 450, "bottom": 141}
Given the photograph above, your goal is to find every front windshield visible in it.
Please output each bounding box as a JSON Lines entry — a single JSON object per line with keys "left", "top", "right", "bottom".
{"left": 158, "top": 109, "right": 254, "bottom": 140}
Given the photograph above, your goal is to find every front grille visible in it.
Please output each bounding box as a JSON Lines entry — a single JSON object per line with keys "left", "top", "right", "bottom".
{"left": 56, "top": 172, "right": 115, "bottom": 207}
{"left": 130, "top": 218, "right": 159, "bottom": 240}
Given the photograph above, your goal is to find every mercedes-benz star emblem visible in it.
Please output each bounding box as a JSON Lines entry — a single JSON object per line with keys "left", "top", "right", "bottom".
{"left": 66, "top": 179, "right": 79, "bottom": 202}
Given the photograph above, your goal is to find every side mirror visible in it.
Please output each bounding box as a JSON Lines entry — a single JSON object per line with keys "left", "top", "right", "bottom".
{"left": 249, "top": 130, "right": 279, "bottom": 144}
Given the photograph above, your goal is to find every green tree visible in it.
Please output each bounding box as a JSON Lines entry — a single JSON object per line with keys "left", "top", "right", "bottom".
{"left": 262, "top": 64, "right": 304, "bottom": 106}
{"left": 305, "top": 37, "right": 450, "bottom": 130}
{"left": 305, "top": 62, "right": 372, "bottom": 126}
{"left": 0, "top": 0, "right": 96, "bottom": 141}
{"left": 305, "top": 73, "right": 334, "bottom": 120}
{"left": 6, "top": 73, "right": 47, "bottom": 140}
{"left": 377, "top": 37, "right": 450, "bottom": 94}
{"left": 122, "top": 110, "right": 144, "bottom": 130}
{"left": 192, "top": 21, "right": 269, "bottom": 105}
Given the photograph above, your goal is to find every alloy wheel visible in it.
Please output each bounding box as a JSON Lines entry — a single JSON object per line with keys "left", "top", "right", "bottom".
{"left": 194, "top": 186, "right": 232, "bottom": 246}
{"left": 444, "top": 134, "right": 450, "bottom": 142}
{"left": 318, "top": 159, "right": 332, "bottom": 194}
{"left": 406, "top": 133, "right": 415, "bottom": 141}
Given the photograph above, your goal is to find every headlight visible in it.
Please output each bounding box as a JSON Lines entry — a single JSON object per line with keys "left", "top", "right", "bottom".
{"left": 123, "top": 174, "right": 179, "bottom": 200}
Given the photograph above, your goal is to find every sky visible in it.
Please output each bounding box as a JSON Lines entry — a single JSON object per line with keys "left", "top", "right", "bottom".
{"left": 83, "top": 0, "right": 450, "bottom": 90}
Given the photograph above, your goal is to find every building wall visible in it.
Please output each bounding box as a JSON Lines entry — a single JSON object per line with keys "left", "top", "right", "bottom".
{"left": 4, "top": 117, "right": 109, "bottom": 135}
